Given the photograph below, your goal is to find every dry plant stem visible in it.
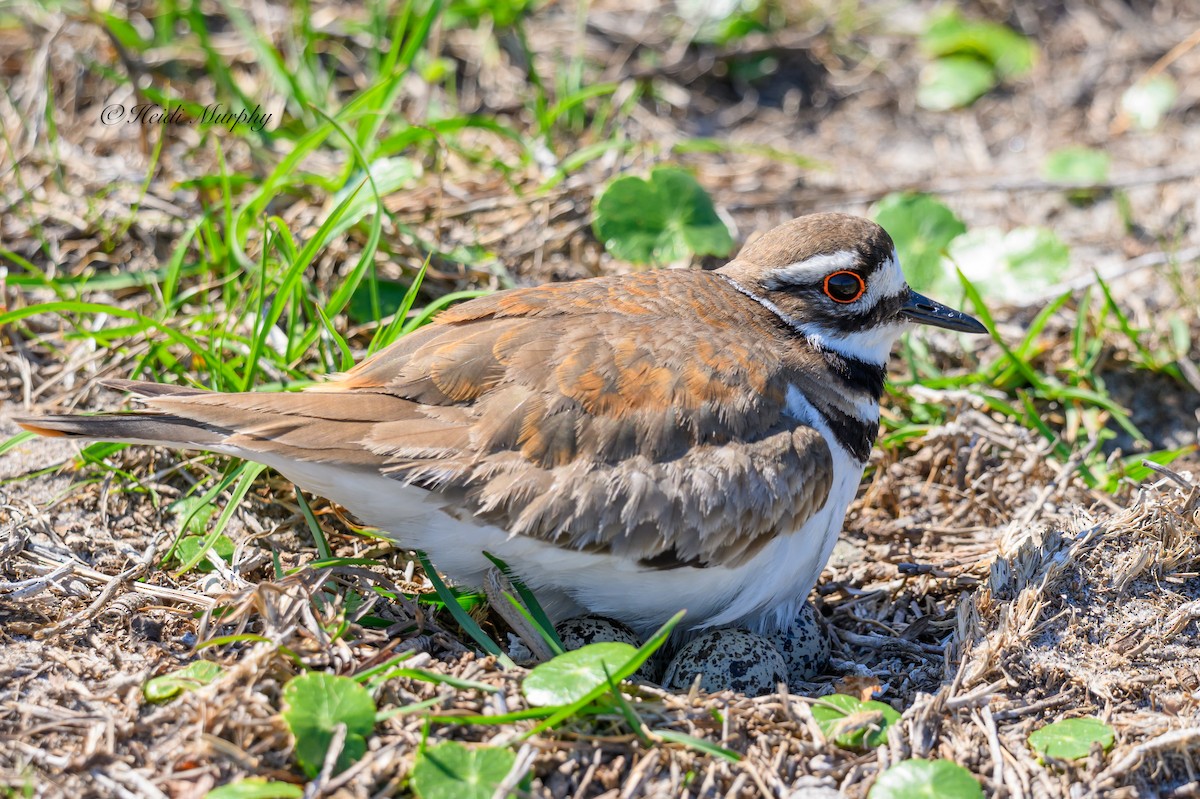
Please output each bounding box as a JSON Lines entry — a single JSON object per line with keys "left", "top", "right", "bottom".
{"left": 973, "top": 706, "right": 1004, "bottom": 794}
{"left": 41, "top": 536, "right": 166, "bottom": 636}
{"left": 729, "top": 163, "right": 1200, "bottom": 211}
{"left": 484, "top": 566, "right": 555, "bottom": 662}
{"left": 322, "top": 741, "right": 403, "bottom": 795}
{"left": 1013, "top": 435, "right": 1102, "bottom": 529}
{"left": 1141, "top": 460, "right": 1197, "bottom": 491}
{"left": 1021, "top": 245, "right": 1200, "bottom": 307}
{"left": 991, "top": 692, "right": 1073, "bottom": 721}
{"left": 0, "top": 561, "right": 73, "bottom": 598}
{"left": 492, "top": 743, "right": 537, "bottom": 799}
{"left": 1111, "top": 25, "right": 1200, "bottom": 134}
{"left": 10, "top": 535, "right": 216, "bottom": 605}
{"left": 305, "top": 722, "right": 348, "bottom": 799}
{"left": 1092, "top": 727, "right": 1200, "bottom": 794}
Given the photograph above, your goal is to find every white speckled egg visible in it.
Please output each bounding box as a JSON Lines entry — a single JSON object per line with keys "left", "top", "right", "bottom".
{"left": 555, "top": 615, "right": 661, "bottom": 681}
{"left": 663, "top": 629, "right": 786, "bottom": 696}
{"left": 555, "top": 615, "right": 641, "bottom": 649}
{"left": 768, "top": 603, "right": 830, "bottom": 685}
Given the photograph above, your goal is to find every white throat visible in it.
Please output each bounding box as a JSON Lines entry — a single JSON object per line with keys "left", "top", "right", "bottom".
{"left": 803, "top": 322, "right": 907, "bottom": 366}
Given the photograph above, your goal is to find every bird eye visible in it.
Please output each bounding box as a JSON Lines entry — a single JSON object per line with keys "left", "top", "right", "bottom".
{"left": 823, "top": 271, "right": 866, "bottom": 303}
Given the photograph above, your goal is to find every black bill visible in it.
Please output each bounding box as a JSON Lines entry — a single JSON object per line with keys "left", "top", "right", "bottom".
{"left": 899, "top": 290, "right": 988, "bottom": 334}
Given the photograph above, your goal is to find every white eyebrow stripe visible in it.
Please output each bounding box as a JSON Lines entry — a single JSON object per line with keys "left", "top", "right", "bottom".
{"left": 769, "top": 248, "right": 909, "bottom": 310}
{"left": 861, "top": 251, "right": 907, "bottom": 307}
{"left": 765, "top": 251, "right": 859, "bottom": 287}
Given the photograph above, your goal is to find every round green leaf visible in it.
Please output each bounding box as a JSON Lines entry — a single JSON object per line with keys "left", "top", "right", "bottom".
{"left": 173, "top": 533, "right": 235, "bottom": 573}
{"left": 948, "top": 226, "right": 1070, "bottom": 300}
{"left": 810, "top": 694, "right": 902, "bottom": 749}
{"left": 1042, "top": 147, "right": 1110, "bottom": 185}
{"left": 1121, "top": 75, "right": 1177, "bottom": 131}
{"left": 170, "top": 495, "right": 218, "bottom": 535}
{"left": 205, "top": 779, "right": 304, "bottom": 799}
{"left": 869, "top": 759, "right": 984, "bottom": 799}
{"left": 348, "top": 278, "right": 419, "bottom": 325}
{"left": 411, "top": 741, "right": 517, "bottom": 799}
{"left": 871, "top": 193, "right": 966, "bottom": 292}
{"left": 144, "top": 660, "right": 224, "bottom": 703}
{"left": 522, "top": 642, "right": 638, "bottom": 706}
{"left": 921, "top": 11, "right": 1035, "bottom": 78}
{"left": 1028, "top": 717, "right": 1115, "bottom": 761}
{"left": 917, "top": 56, "right": 997, "bottom": 111}
{"left": 281, "top": 672, "right": 376, "bottom": 778}
{"left": 593, "top": 167, "right": 733, "bottom": 265}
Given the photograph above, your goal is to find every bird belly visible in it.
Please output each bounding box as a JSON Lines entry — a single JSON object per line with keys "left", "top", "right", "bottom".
{"left": 249, "top": 433, "right": 863, "bottom": 637}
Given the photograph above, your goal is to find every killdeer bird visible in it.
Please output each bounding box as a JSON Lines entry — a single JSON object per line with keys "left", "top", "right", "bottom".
{"left": 17, "top": 213, "right": 985, "bottom": 636}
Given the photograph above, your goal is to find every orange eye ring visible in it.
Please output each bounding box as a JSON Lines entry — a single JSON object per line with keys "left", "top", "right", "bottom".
{"left": 823, "top": 270, "right": 866, "bottom": 303}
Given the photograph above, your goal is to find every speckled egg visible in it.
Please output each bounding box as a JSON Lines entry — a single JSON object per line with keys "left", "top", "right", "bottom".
{"left": 663, "top": 629, "right": 786, "bottom": 696}
{"left": 555, "top": 615, "right": 661, "bottom": 681}
{"left": 768, "top": 603, "right": 830, "bottom": 685}
{"left": 555, "top": 615, "right": 641, "bottom": 650}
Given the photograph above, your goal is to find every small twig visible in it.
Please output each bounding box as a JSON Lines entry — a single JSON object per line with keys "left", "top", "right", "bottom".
{"left": 20, "top": 542, "right": 215, "bottom": 608}
{"left": 1012, "top": 434, "right": 1103, "bottom": 529}
{"left": 305, "top": 722, "right": 349, "bottom": 799}
{"left": 1093, "top": 727, "right": 1200, "bottom": 793}
{"left": 1161, "top": 599, "right": 1200, "bottom": 638}
{"left": 1142, "top": 460, "right": 1196, "bottom": 491}
{"left": 945, "top": 679, "right": 1006, "bottom": 710}
{"left": 729, "top": 163, "right": 1200, "bottom": 210}
{"left": 1176, "top": 357, "right": 1200, "bottom": 398}
{"left": 0, "top": 499, "right": 31, "bottom": 559}
{"left": 991, "top": 692, "right": 1074, "bottom": 721}
{"left": 835, "top": 628, "right": 942, "bottom": 659}
{"left": 0, "top": 562, "right": 75, "bottom": 599}
{"left": 1017, "top": 245, "right": 1200, "bottom": 307}
{"left": 1112, "top": 25, "right": 1200, "bottom": 134}
{"left": 41, "top": 538, "right": 168, "bottom": 637}
{"left": 974, "top": 706, "right": 1005, "bottom": 796}
{"left": 492, "top": 743, "right": 537, "bottom": 799}
{"left": 483, "top": 567, "right": 555, "bottom": 662}
{"left": 618, "top": 749, "right": 660, "bottom": 799}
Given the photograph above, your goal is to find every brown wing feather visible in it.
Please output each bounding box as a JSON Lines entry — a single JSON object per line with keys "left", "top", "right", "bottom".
{"left": 28, "top": 270, "right": 835, "bottom": 569}
{"left": 336, "top": 270, "right": 834, "bottom": 567}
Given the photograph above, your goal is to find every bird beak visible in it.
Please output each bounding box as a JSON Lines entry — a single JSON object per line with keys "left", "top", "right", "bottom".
{"left": 899, "top": 290, "right": 988, "bottom": 334}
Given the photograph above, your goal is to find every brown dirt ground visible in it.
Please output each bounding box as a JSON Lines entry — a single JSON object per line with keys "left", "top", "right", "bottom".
{"left": 3, "top": 1, "right": 1200, "bottom": 797}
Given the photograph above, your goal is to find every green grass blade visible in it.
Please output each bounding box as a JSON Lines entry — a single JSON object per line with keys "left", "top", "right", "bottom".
{"left": 0, "top": 301, "right": 237, "bottom": 386}
{"left": 240, "top": 179, "right": 366, "bottom": 389}
{"left": 652, "top": 729, "right": 742, "bottom": 763}
{"left": 294, "top": 486, "right": 332, "bottom": 560}
{"left": 175, "top": 462, "right": 267, "bottom": 574}
{"left": 418, "top": 553, "right": 516, "bottom": 669}
{"left": 0, "top": 431, "right": 36, "bottom": 457}
{"left": 369, "top": 256, "right": 430, "bottom": 355}
{"left": 400, "top": 290, "right": 489, "bottom": 334}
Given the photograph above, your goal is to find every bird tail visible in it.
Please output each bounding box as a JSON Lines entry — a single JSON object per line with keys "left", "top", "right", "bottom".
{"left": 14, "top": 380, "right": 225, "bottom": 448}
{"left": 14, "top": 379, "right": 401, "bottom": 471}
